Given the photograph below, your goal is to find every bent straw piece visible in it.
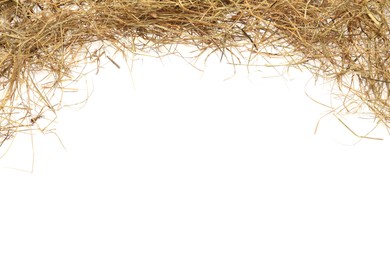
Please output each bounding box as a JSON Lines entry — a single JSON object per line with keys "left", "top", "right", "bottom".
{"left": 0, "top": 0, "right": 389, "bottom": 146}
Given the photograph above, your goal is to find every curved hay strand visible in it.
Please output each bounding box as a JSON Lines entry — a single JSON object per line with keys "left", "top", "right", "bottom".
{"left": 0, "top": 0, "right": 389, "bottom": 145}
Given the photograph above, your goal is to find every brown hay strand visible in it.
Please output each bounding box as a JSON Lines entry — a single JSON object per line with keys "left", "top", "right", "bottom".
{"left": 1, "top": 0, "right": 390, "bottom": 145}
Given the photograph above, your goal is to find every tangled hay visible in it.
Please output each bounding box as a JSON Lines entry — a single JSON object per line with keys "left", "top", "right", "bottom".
{"left": 1, "top": 0, "right": 390, "bottom": 145}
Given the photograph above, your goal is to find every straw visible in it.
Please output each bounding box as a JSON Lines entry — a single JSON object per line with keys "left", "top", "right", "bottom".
{"left": 1, "top": 0, "right": 389, "bottom": 145}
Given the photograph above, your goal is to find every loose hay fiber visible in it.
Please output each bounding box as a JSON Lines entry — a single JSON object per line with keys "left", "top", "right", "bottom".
{"left": 0, "top": 0, "right": 389, "bottom": 145}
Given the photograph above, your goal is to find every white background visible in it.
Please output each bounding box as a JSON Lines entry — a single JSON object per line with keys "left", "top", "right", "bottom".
{"left": 1, "top": 49, "right": 390, "bottom": 260}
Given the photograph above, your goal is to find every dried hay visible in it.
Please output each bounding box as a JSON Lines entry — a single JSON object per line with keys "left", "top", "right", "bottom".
{"left": 1, "top": 0, "right": 389, "bottom": 146}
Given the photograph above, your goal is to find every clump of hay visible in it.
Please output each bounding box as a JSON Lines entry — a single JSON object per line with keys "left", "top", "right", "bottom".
{"left": 1, "top": 0, "right": 389, "bottom": 145}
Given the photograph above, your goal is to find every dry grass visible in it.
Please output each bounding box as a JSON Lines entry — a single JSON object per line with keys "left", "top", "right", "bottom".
{"left": 1, "top": 0, "right": 389, "bottom": 145}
